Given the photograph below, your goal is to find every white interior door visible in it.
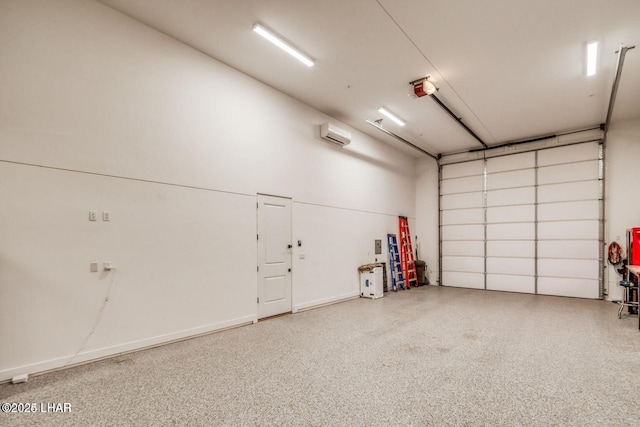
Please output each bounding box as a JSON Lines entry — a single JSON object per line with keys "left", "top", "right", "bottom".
{"left": 257, "top": 194, "right": 292, "bottom": 319}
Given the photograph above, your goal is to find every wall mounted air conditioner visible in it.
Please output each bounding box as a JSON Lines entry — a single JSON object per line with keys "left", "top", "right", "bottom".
{"left": 320, "top": 123, "right": 351, "bottom": 146}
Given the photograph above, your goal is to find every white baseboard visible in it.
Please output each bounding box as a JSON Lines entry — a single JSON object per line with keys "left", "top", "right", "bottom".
{"left": 0, "top": 314, "right": 257, "bottom": 383}
{"left": 293, "top": 292, "right": 359, "bottom": 312}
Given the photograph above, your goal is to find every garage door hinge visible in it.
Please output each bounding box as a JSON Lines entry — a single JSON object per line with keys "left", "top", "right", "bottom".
{"left": 257, "top": 265, "right": 259, "bottom": 272}
{"left": 257, "top": 297, "right": 259, "bottom": 304}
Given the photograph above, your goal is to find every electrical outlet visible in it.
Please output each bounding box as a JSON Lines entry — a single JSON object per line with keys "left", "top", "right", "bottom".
{"left": 89, "top": 211, "right": 97, "bottom": 221}
{"left": 11, "top": 374, "right": 28, "bottom": 384}
{"left": 103, "top": 211, "right": 110, "bottom": 221}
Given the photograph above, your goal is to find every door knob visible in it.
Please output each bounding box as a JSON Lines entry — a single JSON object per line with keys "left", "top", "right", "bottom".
{"left": 287, "top": 244, "right": 293, "bottom": 249}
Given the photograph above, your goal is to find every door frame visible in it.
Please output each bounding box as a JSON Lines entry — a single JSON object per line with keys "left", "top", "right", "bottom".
{"left": 256, "top": 193, "right": 293, "bottom": 319}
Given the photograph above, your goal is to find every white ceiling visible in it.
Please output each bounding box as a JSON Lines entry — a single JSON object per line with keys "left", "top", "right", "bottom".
{"left": 98, "top": 0, "right": 640, "bottom": 156}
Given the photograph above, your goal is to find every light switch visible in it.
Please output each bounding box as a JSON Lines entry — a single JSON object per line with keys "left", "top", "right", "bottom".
{"left": 90, "top": 262, "right": 98, "bottom": 272}
{"left": 103, "top": 211, "right": 110, "bottom": 221}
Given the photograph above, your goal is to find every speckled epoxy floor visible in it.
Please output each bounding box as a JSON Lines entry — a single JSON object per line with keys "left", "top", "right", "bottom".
{"left": 2, "top": 285, "right": 640, "bottom": 426}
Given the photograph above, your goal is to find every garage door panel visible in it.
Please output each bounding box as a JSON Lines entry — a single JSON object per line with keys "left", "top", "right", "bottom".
{"left": 441, "top": 208, "right": 484, "bottom": 225}
{"left": 487, "top": 241, "right": 535, "bottom": 258}
{"left": 538, "top": 240, "right": 599, "bottom": 260}
{"left": 538, "top": 277, "right": 599, "bottom": 299}
{"left": 442, "top": 271, "right": 484, "bottom": 289}
{"left": 538, "top": 220, "right": 599, "bottom": 240}
{"left": 487, "top": 274, "right": 535, "bottom": 293}
{"left": 442, "top": 256, "right": 484, "bottom": 273}
{"left": 440, "top": 141, "right": 601, "bottom": 299}
{"left": 441, "top": 175, "right": 484, "bottom": 194}
{"left": 538, "top": 180, "right": 599, "bottom": 203}
{"left": 487, "top": 187, "right": 535, "bottom": 207}
{"left": 442, "top": 241, "right": 484, "bottom": 257}
{"left": 487, "top": 169, "right": 535, "bottom": 190}
{"left": 538, "top": 200, "right": 599, "bottom": 221}
{"left": 486, "top": 152, "right": 535, "bottom": 173}
{"left": 441, "top": 160, "right": 484, "bottom": 179}
{"left": 487, "top": 223, "right": 535, "bottom": 240}
{"left": 487, "top": 205, "right": 535, "bottom": 223}
{"left": 442, "top": 224, "right": 484, "bottom": 241}
{"left": 538, "top": 160, "right": 599, "bottom": 185}
{"left": 538, "top": 142, "right": 599, "bottom": 166}
{"left": 441, "top": 192, "right": 483, "bottom": 210}
{"left": 487, "top": 257, "right": 535, "bottom": 275}
{"left": 538, "top": 259, "right": 599, "bottom": 279}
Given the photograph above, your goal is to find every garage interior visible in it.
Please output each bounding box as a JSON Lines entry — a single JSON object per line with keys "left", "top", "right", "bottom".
{"left": 1, "top": 0, "right": 640, "bottom": 425}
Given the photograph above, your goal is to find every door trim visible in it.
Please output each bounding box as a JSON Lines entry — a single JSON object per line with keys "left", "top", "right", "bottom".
{"left": 256, "top": 193, "right": 293, "bottom": 319}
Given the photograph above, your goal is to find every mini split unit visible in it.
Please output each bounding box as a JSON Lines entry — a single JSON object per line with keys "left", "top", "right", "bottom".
{"left": 320, "top": 123, "right": 351, "bottom": 146}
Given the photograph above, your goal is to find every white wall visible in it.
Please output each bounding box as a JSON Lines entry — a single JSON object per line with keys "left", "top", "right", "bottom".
{"left": 415, "top": 157, "right": 440, "bottom": 284}
{"left": 292, "top": 203, "right": 404, "bottom": 310}
{"left": 0, "top": 0, "right": 416, "bottom": 381}
{"left": 605, "top": 118, "right": 640, "bottom": 301}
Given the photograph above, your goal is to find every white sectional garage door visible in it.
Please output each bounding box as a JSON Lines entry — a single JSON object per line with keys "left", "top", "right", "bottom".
{"left": 441, "top": 160, "right": 485, "bottom": 289}
{"left": 486, "top": 152, "right": 536, "bottom": 294}
{"left": 440, "top": 141, "right": 602, "bottom": 299}
{"left": 537, "top": 143, "right": 601, "bottom": 298}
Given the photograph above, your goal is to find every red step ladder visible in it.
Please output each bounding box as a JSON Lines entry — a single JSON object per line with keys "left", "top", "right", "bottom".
{"left": 398, "top": 216, "right": 417, "bottom": 288}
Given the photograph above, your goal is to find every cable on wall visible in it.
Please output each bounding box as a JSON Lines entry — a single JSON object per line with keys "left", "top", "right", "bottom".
{"left": 65, "top": 270, "right": 118, "bottom": 366}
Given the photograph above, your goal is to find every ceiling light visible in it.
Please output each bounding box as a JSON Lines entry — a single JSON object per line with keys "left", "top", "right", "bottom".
{"left": 377, "top": 107, "right": 406, "bottom": 126}
{"left": 586, "top": 40, "right": 598, "bottom": 76}
{"left": 252, "top": 23, "right": 314, "bottom": 67}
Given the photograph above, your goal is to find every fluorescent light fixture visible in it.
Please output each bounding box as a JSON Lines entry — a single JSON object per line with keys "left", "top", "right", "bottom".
{"left": 252, "top": 23, "right": 314, "bottom": 67}
{"left": 586, "top": 40, "right": 598, "bottom": 76}
{"left": 377, "top": 107, "right": 406, "bottom": 126}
